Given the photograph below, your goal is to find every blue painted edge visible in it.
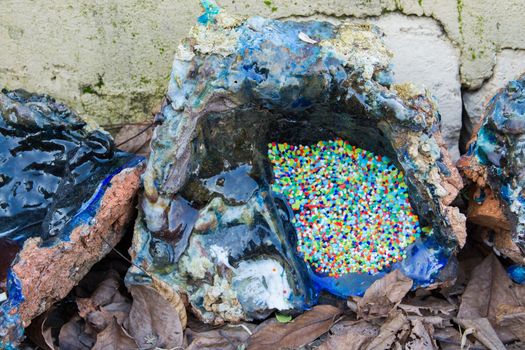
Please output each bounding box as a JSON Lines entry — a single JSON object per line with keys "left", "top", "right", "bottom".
{"left": 0, "top": 155, "right": 144, "bottom": 346}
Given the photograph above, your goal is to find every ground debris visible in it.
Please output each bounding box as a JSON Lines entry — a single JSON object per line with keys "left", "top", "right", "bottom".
{"left": 351, "top": 270, "right": 413, "bottom": 320}
{"left": 27, "top": 255, "right": 182, "bottom": 350}
{"left": 20, "top": 231, "right": 525, "bottom": 350}
{"left": 247, "top": 305, "right": 342, "bottom": 350}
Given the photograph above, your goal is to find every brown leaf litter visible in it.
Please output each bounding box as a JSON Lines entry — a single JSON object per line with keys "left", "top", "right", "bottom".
{"left": 247, "top": 305, "right": 342, "bottom": 350}
{"left": 24, "top": 242, "right": 525, "bottom": 350}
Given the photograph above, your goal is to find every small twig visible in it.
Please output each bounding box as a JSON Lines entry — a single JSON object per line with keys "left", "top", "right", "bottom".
{"left": 227, "top": 323, "right": 253, "bottom": 336}
{"left": 332, "top": 315, "right": 345, "bottom": 325}
{"left": 116, "top": 122, "right": 155, "bottom": 148}
{"left": 99, "top": 233, "right": 153, "bottom": 279}
{"left": 102, "top": 122, "right": 152, "bottom": 129}
{"left": 460, "top": 324, "right": 474, "bottom": 350}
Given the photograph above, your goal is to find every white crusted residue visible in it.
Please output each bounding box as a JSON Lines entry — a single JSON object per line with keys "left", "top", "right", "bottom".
{"left": 215, "top": 12, "right": 244, "bottom": 28}
{"left": 320, "top": 23, "right": 392, "bottom": 79}
{"left": 233, "top": 259, "right": 292, "bottom": 310}
{"left": 210, "top": 245, "right": 234, "bottom": 270}
{"left": 141, "top": 196, "right": 170, "bottom": 232}
{"left": 174, "top": 42, "right": 195, "bottom": 62}
{"left": 190, "top": 24, "right": 239, "bottom": 57}
{"left": 179, "top": 253, "right": 213, "bottom": 280}
{"left": 298, "top": 32, "right": 318, "bottom": 44}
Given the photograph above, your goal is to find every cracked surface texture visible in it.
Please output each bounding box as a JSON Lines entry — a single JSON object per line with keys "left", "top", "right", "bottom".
{"left": 1, "top": 0, "right": 524, "bottom": 128}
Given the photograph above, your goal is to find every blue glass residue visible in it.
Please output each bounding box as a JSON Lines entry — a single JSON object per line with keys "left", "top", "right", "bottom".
{"left": 473, "top": 189, "right": 486, "bottom": 204}
{"left": 466, "top": 141, "right": 476, "bottom": 156}
{"left": 0, "top": 89, "right": 140, "bottom": 246}
{"left": 305, "top": 236, "right": 448, "bottom": 297}
{"left": 500, "top": 183, "right": 513, "bottom": 204}
{"left": 0, "top": 157, "right": 142, "bottom": 345}
{"left": 198, "top": 0, "right": 220, "bottom": 25}
{"left": 48, "top": 156, "right": 144, "bottom": 246}
{"left": 0, "top": 271, "right": 24, "bottom": 346}
{"left": 476, "top": 127, "right": 499, "bottom": 166}
{"left": 467, "top": 75, "right": 525, "bottom": 253}
{"left": 508, "top": 265, "right": 525, "bottom": 284}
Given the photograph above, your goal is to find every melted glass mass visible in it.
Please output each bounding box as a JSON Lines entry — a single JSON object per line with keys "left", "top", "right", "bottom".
{"left": 0, "top": 89, "right": 136, "bottom": 284}
{"left": 468, "top": 77, "right": 525, "bottom": 249}
{"left": 130, "top": 11, "right": 461, "bottom": 322}
{"left": 0, "top": 89, "right": 142, "bottom": 347}
{"left": 161, "top": 108, "right": 449, "bottom": 299}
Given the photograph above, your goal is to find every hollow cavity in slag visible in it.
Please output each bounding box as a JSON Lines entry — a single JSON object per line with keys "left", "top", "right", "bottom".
{"left": 268, "top": 139, "right": 422, "bottom": 277}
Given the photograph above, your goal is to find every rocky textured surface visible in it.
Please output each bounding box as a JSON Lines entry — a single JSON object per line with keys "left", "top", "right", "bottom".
{"left": 463, "top": 49, "right": 525, "bottom": 147}
{"left": 458, "top": 74, "right": 525, "bottom": 264}
{"left": 367, "top": 14, "right": 462, "bottom": 160}
{"left": 0, "top": 90, "right": 144, "bottom": 346}
{"left": 129, "top": 3, "right": 465, "bottom": 326}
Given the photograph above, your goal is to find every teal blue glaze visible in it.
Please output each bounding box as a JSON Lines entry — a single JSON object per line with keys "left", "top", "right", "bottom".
{"left": 198, "top": 0, "right": 220, "bottom": 25}
{"left": 470, "top": 75, "right": 525, "bottom": 249}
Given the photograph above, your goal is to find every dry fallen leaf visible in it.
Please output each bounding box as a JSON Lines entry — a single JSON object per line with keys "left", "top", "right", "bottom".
{"left": 58, "top": 315, "right": 95, "bottom": 350}
{"left": 114, "top": 123, "right": 153, "bottom": 157}
{"left": 77, "top": 271, "right": 131, "bottom": 333}
{"left": 458, "top": 254, "right": 521, "bottom": 321}
{"left": 496, "top": 304, "right": 525, "bottom": 342}
{"left": 77, "top": 271, "right": 124, "bottom": 315}
{"left": 456, "top": 318, "right": 506, "bottom": 350}
{"left": 433, "top": 327, "right": 482, "bottom": 350}
{"left": 365, "top": 311, "right": 411, "bottom": 350}
{"left": 27, "top": 306, "right": 62, "bottom": 350}
{"left": 399, "top": 296, "right": 456, "bottom": 318}
{"left": 247, "top": 305, "right": 342, "bottom": 350}
{"left": 31, "top": 319, "right": 56, "bottom": 350}
{"left": 100, "top": 302, "right": 131, "bottom": 325}
{"left": 318, "top": 320, "right": 379, "bottom": 350}
{"left": 125, "top": 284, "right": 183, "bottom": 350}
{"left": 405, "top": 318, "right": 436, "bottom": 350}
{"left": 185, "top": 324, "right": 255, "bottom": 350}
{"left": 458, "top": 254, "right": 525, "bottom": 344}
{"left": 353, "top": 270, "right": 413, "bottom": 319}
{"left": 92, "top": 318, "right": 138, "bottom": 350}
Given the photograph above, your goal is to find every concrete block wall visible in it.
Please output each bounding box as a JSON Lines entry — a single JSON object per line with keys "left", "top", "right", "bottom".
{"left": 1, "top": 0, "right": 524, "bottom": 158}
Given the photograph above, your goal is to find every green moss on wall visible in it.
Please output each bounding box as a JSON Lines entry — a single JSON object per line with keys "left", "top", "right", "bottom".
{"left": 457, "top": 0, "right": 464, "bottom": 36}
{"left": 263, "top": 0, "right": 277, "bottom": 12}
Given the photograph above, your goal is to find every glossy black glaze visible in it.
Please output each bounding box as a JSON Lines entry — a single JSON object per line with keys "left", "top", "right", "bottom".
{"left": 0, "top": 89, "right": 134, "bottom": 245}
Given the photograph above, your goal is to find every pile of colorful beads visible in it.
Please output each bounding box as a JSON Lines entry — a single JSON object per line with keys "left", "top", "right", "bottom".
{"left": 268, "top": 139, "right": 422, "bottom": 277}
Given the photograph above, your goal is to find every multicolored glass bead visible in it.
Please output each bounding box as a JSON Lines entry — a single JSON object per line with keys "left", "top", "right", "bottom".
{"left": 268, "top": 139, "right": 421, "bottom": 277}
